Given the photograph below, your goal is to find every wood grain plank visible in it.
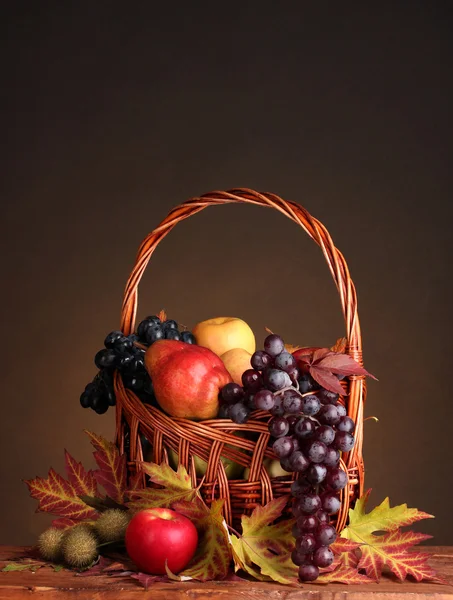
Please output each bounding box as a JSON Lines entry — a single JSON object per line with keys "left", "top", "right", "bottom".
{"left": 0, "top": 546, "right": 452, "bottom": 599}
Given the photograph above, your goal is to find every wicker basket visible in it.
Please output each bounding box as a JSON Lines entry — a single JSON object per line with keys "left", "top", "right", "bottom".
{"left": 114, "top": 188, "right": 366, "bottom": 532}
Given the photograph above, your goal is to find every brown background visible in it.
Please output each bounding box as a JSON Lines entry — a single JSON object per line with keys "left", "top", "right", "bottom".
{"left": 1, "top": 2, "right": 452, "bottom": 545}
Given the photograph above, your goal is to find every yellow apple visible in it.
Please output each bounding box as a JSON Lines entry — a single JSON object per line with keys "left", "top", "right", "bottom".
{"left": 244, "top": 458, "right": 291, "bottom": 480}
{"left": 220, "top": 348, "right": 252, "bottom": 385}
{"left": 192, "top": 317, "right": 256, "bottom": 357}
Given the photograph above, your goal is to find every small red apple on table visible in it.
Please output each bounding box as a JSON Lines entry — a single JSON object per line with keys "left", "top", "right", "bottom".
{"left": 125, "top": 508, "right": 198, "bottom": 574}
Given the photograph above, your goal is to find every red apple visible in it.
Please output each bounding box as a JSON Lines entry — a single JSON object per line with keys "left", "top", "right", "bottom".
{"left": 145, "top": 340, "right": 232, "bottom": 419}
{"left": 125, "top": 508, "right": 198, "bottom": 575}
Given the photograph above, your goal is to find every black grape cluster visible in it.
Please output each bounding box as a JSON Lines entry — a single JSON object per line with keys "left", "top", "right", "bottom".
{"left": 80, "top": 315, "right": 196, "bottom": 414}
{"left": 218, "top": 333, "right": 355, "bottom": 582}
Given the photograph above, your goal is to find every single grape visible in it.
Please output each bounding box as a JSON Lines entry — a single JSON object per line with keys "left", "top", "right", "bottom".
{"left": 264, "top": 334, "right": 285, "bottom": 357}
{"left": 165, "top": 329, "right": 180, "bottom": 340}
{"left": 296, "top": 534, "right": 316, "bottom": 554}
{"left": 106, "top": 388, "right": 116, "bottom": 406}
{"left": 322, "top": 493, "right": 341, "bottom": 515}
{"left": 306, "top": 464, "right": 327, "bottom": 484}
{"left": 306, "top": 440, "right": 328, "bottom": 463}
{"left": 112, "top": 335, "right": 134, "bottom": 354}
{"left": 92, "top": 394, "right": 109, "bottom": 414}
{"left": 137, "top": 316, "right": 160, "bottom": 340}
{"left": 313, "top": 425, "right": 335, "bottom": 446}
{"left": 229, "top": 402, "right": 250, "bottom": 424}
{"left": 323, "top": 447, "right": 341, "bottom": 467}
{"left": 318, "top": 404, "right": 340, "bottom": 425}
{"left": 125, "top": 375, "right": 146, "bottom": 392}
{"left": 272, "top": 436, "right": 294, "bottom": 458}
{"left": 291, "top": 547, "right": 312, "bottom": 566}
{"left": 301, "top": 394, "right": 321, "bottom": 416}
{"left": 280, "top": 456, "right": 293, "bottom": 472}
{"left": 274, "top": 351, "right": 297, "bottom": 372}
{"left": 242, "top": 369, "right": 263, "bottom": 392}
{"left": 294, "top": 417, "right": 316, "bottom": 439}
{"left": 127, "top": 355, "right": 145, "bottom": 373}
{"left": 336, "top": 416, "right": 355, "bottom": 433}
{"left": 291, "top": 478, "right": 312, "bottom": 498}
{"left": 294, "top": 493, "right": 321, "bottom": 516}
{"left": 180, "top": 331, "right": 196, "bottom": 344}
{"left": 318, "top": 389, "right": 339, "bottom": 405}
{"left": 282, "top": 389, "right": 303, "bottom": 414}
{"left": 104, "top": 330, "right": 124, "bottom": 349}
{"left": 162, "top": 319, "right": 178, "bottom": 330}
{"left": 336, "top": 403, "right": 347, "bottom": 417}
{"left": 298, "top": 514, "right": 318, "bottom": 533}
{"left": 298, "top": 564, "right": 319, "bottom": 581}
{"left": 264, "top": 368, "right": 292, "bottom": 391}
{"left": 218, "top": 404, "right": 231, "bottom": 419}
{"left": 326, "top": 467, "right": 348, "bottom": 491}
{"left": 333, "top": 431, "right": 355, "bottom": 452}
{"left": 94, "top": 349, "right": 117, "bottom": 369}
{"left": 80, "top": 391, "right": 91, "bottom": 408}
{"left": 286, "top": 414, "right": 299, "bottom": 433}
{"left": 220, "top": 383, "right": 244, "bottom": 404}
{"left": 269, "top": 417, "right": 290, "bottom": 438}
{"left": 299, "top": 374, "right": 320, "bottom": 393}
{"left": 289, "top": 451, "right": 310, "bottom": 473}
{"left": 270, "top": 394, "right": 285, "bottom": 416}
{"left": 316, "top": 524, "right": 337, "bottom": 546}
{"left": 251, "top": 350, "right": 272, "bottom": 371}
{"left": 286, "top": 365, "right": 300, "bottom": 384}
{"left": 316, "top": 510, "right": 330, "bottom": 525}
{"left": 291, "top": 436, "right": 301, "bottom": 453}
{"left": 145, "top": 325, "right": 164, "bottom": 345}
{"left": 313, "top": 546, "right": 334, "bottom": 568}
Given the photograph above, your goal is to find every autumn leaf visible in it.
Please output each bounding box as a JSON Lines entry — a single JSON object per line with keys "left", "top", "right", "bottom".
{"left": 330, "top": 537, "right": 361, "bottom": 569}
{"left": 343, "top": 489, "right": 434, "bottom": 542}
{"left": 85, "top": 430, "right": 127, "bottom": 503}
{"left": 157, "top": 309, "right": 167, "bottom": 322}
{"left": 231, "top": 496, "right": 298, "bottom": 585}
{"left": 64, "top": 451, "right": 98, "bottom": 497}
{"left": 130, "top": 572, "right": 170, "bottom": 588}
{"left": 51, "top": 518, "right": 81, "bottom": 530}
{"left": 330, "top": 337, "right": 347, "bottom": 353}
{"left": 340, "top": 490, "right": 442, "bottom": 583}
{"left": 317, "top": 563, "right": 374, "bottom": 584}
{"left": 2, "top": 561, "right": 45, "bottom": 573}
{"left": 294, "top": 346, "right": 376, "bottom": 395}
{"left": 173, "top": 498, "right": 231, "bottom": 581}
{"left": 24, "top": 467, "right": 98, "bottom": 522}
{"left": 127, "top": 462, "right": 197, "bottom": 510}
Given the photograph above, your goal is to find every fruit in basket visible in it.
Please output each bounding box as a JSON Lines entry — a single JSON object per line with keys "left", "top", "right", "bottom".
{"left": 145, "top": 340, "right": 232, "bottom": 419}
{"left": 125, "top": 508, "right": 198, "bottom": 575}
{"left": 192, "top": 317, "right": 255, "bottom": 357}
{"left": 220, "top": 348, "right": 252, "bottom": 385}
{"left": 243, "top": 457, "right": 291, "bottom": 480}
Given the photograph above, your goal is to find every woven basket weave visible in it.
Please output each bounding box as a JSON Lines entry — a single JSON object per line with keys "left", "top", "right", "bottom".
{"left": 114, "top": 188, "right": 366, "bottom": 531}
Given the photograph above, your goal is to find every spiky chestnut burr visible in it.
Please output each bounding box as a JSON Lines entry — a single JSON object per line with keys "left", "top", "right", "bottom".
{"left": 38, "top": 527, "right": 65, "bottom": 562}
{"left": 94, "top": 509, "right": 130, "bottom": 543}
{"left": 62, "top": 525, "right": 98, "bottom": 569}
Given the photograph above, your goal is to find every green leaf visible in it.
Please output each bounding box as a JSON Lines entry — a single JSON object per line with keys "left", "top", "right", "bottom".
{"left": 2, "top": 561, "right": 44, "bottom": 573}
{"left": 343, "top": 489, "right": 434, "bottom": 544}
{"left": 173, "top": 498, "right": 231, "bottom": 581}
{"left": 127, "top": 462, "right": 197, "bottom": 510}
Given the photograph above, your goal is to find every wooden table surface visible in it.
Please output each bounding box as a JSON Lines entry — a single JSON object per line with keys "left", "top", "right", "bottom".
{"left": 0, "top": 545, "right": 452, "bottom": 599}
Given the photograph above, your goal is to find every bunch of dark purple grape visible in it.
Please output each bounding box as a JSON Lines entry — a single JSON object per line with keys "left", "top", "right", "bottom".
{"left": 219, "top": 333, "right": 355, "bottom": 582}
{"left": 80, "top": 315, "right": 195, "bottom": 414}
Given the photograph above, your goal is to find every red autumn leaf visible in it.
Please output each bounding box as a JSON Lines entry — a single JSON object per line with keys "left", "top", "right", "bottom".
{"left": 64, "top": 450, "right": 98, "bottom": 497}
{"left": 317, "top": 563, "right": 374, "bottom": 584}
{"left": 309, "top": 366, "right": 345, "bottom": 395}
{"left": 51, "top": 518, "right": 81, "bottom": 530}
{"left": 316, "top": 353, "right": 377, "bottom": 380}
{"left": 329, "top": 537, "right": 361, "bottom": 569}
{"left": 85, "top": 430, "right": 127, "bottom": 503}
{"left": 24, "top": 466, "right": 98, "bottom": 522}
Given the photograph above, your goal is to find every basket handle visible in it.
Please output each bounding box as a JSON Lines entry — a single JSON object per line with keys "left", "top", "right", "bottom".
{"left": 120, "top": 188, "right": 363, "bottom": 364}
